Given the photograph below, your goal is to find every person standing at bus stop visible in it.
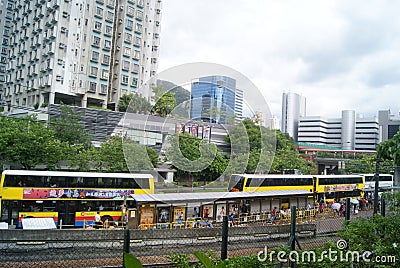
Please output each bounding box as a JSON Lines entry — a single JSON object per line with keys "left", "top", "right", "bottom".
{"left": 94, "top": 211, "right": 101, "bottom": 225}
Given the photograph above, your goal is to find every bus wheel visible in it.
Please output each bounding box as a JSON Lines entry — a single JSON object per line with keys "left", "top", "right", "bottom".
{"left": 101, "top": 216, "right": 113, "bottom": 227}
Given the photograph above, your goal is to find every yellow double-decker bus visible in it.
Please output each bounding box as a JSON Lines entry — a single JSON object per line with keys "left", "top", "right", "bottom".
{"left": 228, "top": 174, "right": 314, "bottom": 193}
{"left": 228, "top": 174, "right": 364, "bottom": 204}
{"left": 313, "top": 174, "right": 364, "bottom": 203}
{"left": 0, "top": 170, "right": 154, "bottom": 228}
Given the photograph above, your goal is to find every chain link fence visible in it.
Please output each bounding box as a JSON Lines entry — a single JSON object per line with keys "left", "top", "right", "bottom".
{"left": 0, "top": 198, "right": 387, "bottom": 267}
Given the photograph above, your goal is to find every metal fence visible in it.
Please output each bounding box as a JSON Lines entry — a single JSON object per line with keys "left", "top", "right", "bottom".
{"left": 0, "top": 198, "right": 387, "bottom": 268}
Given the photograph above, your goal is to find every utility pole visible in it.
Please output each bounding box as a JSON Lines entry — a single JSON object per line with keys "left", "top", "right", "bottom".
{"left": 373, "top": 158, "right": 381, "bottom": 215}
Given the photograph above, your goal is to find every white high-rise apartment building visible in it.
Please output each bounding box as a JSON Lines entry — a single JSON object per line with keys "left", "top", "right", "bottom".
{"left": 234, "top": 87, "right": 243, "bottom": 123}
{"left": 0, "top": 0, "right": 13, "bottom": 99}
{"left": 281, "top": 92, "right": 306, "bottom": 140}
{"left": 2, "top": 0, "right": 161, "bottom": 111}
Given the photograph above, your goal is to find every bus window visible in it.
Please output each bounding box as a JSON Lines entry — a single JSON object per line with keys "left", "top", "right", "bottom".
{"left": 43, "top": 201, "right": 57, "bottom": 212}
{"left": 4, "top": 175, "right": 23, "bottom": 187}
{"left": 83, "top": 177, "right": 97, "bottom": 188}
{"left": 100, "top": 177, "right": 115, "bottom": 188}
{"left": 24, "top": 176, "right": 42, "bottom": 187}
{"left": 134, "top": 178, "right": 150, "bottom": 189}
{"left": 50, "top": 176, "right": 68, "bottom": 187}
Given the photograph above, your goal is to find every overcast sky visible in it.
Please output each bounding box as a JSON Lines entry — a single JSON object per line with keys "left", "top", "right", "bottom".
{"left": 157, "top": 0, "right": 400, "bottom": 121}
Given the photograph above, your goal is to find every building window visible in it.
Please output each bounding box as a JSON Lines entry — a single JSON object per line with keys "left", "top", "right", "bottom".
{"left": 122, "top": 75, "right": 129, "bottom": 84}
{"left": 91, "top": 51, "right": 99, "bottom": 62}
{"left": 127, "top": 6, "right": 135, "bottom": 16}
{"left": 106, "top": 11, "right": 114, "bottom": 21}
{"left": 94, "top": 21, "right": 102, "bottom": 31}
{"left": 133, "top": 63, "right": 139, "bottom": 73}
{"left": 90, "top": 66, "right": 98, "bottom": 76}
{"left": 126, "top": 19, "right": 133, "bottom": 29}
{"left": 102, "top": 54, "right": 110, "bottom": 65}
{"left": 122, "top": 60, "right": 130, "bottom": 70}
{"left": 100, "top": 84, "right": 108, "bottom": 94}
{"left": 105, "top": 25, "right": 113, "bottom": 35}
{"left": 101, "top": 69, "right": 109, "bottom": 79}
{"left": 135, "top": 23, "right": 142, "bottom": 33}
{"left": 134, "top": 36, "right": 141, "bottom": 46}
{"left": 104, "top": 40, "right": 111, "bottom": 49}
{"left": 131, "top": 77, "right": 138, "bottom": 87}
{"left": 92, "top": 36, "right": 101, "bottom": 47}
{"left": 125, "top": 33, "right": 132, "bottom": 43}
{"left": 133, "top": 50, "right": 140, "bottom": 59}
{"left": 95, "top": 7, "right": 103, "bottom": 17}
{"left": 136, "top": 10, "right": 143, "bottom": 20}
{"left": 89, "top": 82, "right": 97, "bottom": 92}
{"left": 123, "top": 46, "right": 131, "bottom": 56}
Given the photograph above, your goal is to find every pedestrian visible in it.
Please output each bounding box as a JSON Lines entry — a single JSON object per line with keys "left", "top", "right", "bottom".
{"left": 272, "top": 207, "right": 278, "bottom": 222}
{"left": 362, "top": 198, "right": 367, "bottom": 211}
{"left": 319, "top": 203, "right": 324, "bottom": 214}
{"left": 94, "top": 211, "right": 102, "bottom": 228}
{"left": 94, "top": 211, "right": 101, "bottom": 223}
{"left": 193, "top": 207, "right": 198, "bottom": 218}
{"left": 229, "top": 213, "right": 235, "bottom": 227}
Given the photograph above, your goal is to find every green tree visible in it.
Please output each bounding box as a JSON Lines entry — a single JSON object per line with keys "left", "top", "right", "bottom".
{"left": 378, "top": 130, "right": 400, "bottom": 190}
{"left": 157, "top": 79, "right": 190, "bottom": 106}
{"left": 338, "top": 214, "right": 400, "bottom": 267}
{"left": 118, "top": 93, "right": 152, "bottom": 114}
{"left": 345, "top": 154, "right": 393, "bottom": 174}
{"left": 69, "top": 135, "right": 158, "bottom": 172}
{"left": 97, "top": 136, "right": 129, "bottom": 172}
{"left": 378, "top": 130, "right": 400, "bottom": 164}
{"left": 270, "top": 147, "right": 315, "bottom": 174}
{"left": 151, "top": 85, "right": 176, "bottom": 117}
{"left": 117, "top": 94, "right": 133, "bottom": 112}
{"left": 225, "top": 118, "right": 276, "bottom": 174}
{"left": 0, "top": 116, "right": 70, "bottom": 169}
{"left": 226, "top": 118, "right": 315, "bottom": 174}
{"left": 146, "top": 146, "right": 159, "bottom": 168}
{"left": 124, "top": 138, "right": 158, "bottom": 171}
{"left": 166, "top": 133, "right": 228, "bottom": 183}
{"left": 68, "top": 145, "right": 99, "bottom": 172}
{"left": 49, "top": 104, "right": 92, "bottom": 148}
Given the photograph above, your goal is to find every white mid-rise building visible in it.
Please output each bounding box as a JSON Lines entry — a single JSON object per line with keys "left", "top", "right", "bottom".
{"left": 2, "top": 0, "right": 161, "bottom": 112}
{"left": 297, "top": 110, "right": 379, "bottom": 150}
{"left": 268, "top": 115, "right": 279, "bottom": 130}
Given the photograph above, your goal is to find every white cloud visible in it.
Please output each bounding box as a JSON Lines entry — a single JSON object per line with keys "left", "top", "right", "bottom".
{"left": 158, "top": 0, "right": 400, "bottom": 120}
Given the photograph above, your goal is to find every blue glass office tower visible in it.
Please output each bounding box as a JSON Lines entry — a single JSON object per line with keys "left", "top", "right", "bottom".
{"left": 190, "top": 76, "right": 239, "bottom": 124}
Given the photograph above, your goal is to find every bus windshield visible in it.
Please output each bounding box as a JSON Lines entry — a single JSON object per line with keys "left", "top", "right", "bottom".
{"left": 228, "top": 175, "right": 245, "bottom": 192}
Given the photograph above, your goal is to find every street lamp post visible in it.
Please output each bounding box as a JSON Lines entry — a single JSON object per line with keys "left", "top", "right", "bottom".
{"left": 373, "top": 158, "right": 381, "bottom": 215}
